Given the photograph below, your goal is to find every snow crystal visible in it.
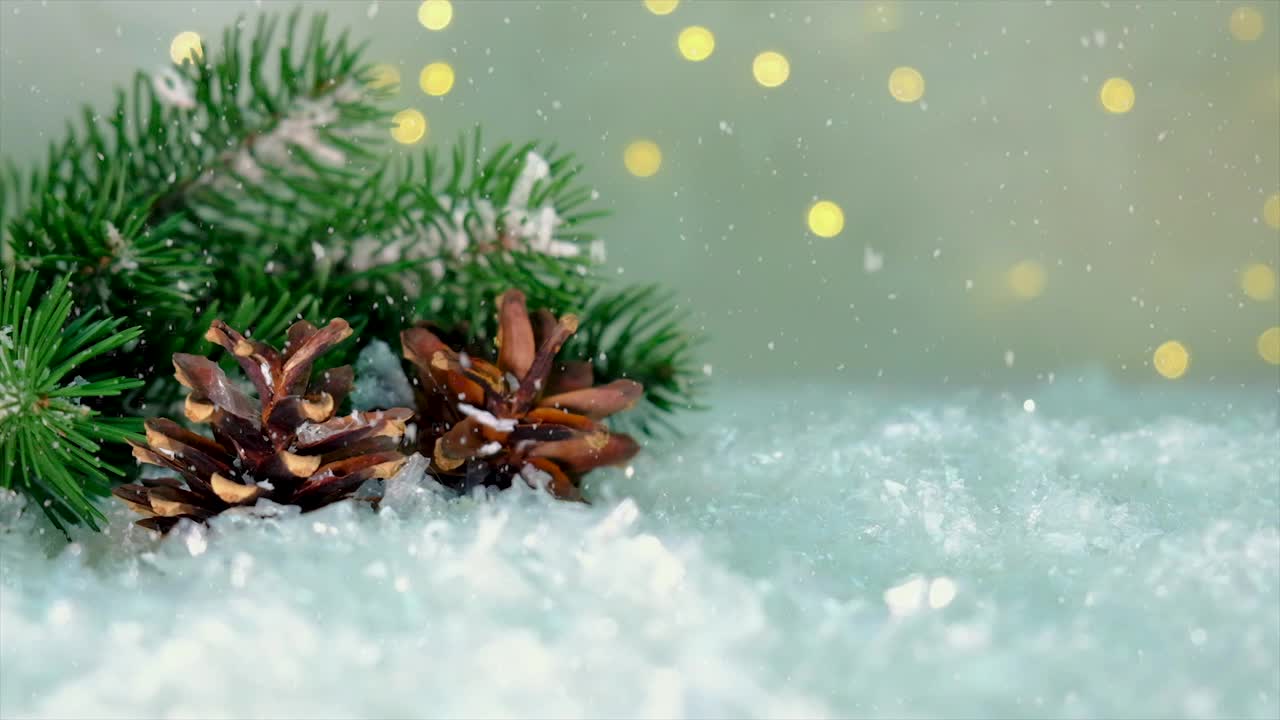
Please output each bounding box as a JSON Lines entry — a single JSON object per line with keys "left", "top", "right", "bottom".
{"left": 863, "top": 245, "right": 884, "bottom": 273}
{"left": 883, "top": 575, "right": 928, "bottom": 616}
{"left": 340, "top": 151, "right": 587, "bottom": 292}
{"left": 151, "top": 67, "right": 195, "bottom": 109}
{"left": 103, "top": 222, "right": 138, "bottom": 272}
{"left": 0, "top": 383, "right": 1276, "bottom": 719}
{"left": 927, "top": 577, "right": 958, "bottom": 609}
{"left": 205, "top": 86, "right": 359, "bottom": 199}
{"left": 457, "top": 403, "right": 518, "bottom": 433}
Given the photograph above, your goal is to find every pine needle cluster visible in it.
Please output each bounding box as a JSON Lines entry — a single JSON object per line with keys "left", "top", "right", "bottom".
{"left": 0, "top": 9, "right": 701, "bottom": 528}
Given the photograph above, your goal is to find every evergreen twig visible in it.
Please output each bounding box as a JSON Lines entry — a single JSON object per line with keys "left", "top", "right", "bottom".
{"left": 0, "top": 271, "right": 143, "bottom": 529}
{"left": 0, "top": 8, "right": 703, "bottom": 526}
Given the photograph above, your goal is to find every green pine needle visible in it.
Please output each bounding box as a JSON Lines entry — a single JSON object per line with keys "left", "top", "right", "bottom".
{"left": 0, "top": 270, "right": 143, "bottom": 529}
{"left": 568, "top": 284, "right": 706, "bottom": 436}
{"left": 0, "top": 6, "right": 705, "bottom": 535}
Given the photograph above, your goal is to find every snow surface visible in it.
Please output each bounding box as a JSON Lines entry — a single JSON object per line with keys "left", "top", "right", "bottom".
{"left": 1, "top": 382, "right": 1278, "bottom": 719}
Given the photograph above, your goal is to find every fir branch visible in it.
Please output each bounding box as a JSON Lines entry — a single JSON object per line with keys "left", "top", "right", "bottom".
{"left": 4, "top": 10, "right": 390, "bottom": 415}
{"left": 335, "top": 132, "right": 704, "bottom": 433}
{"left": 4, "top": 10, "right": 386, "bottom": 315}
{"left": 334, "top": 132, "right": 602, "bottom": 330}
{"left": 0, "top": 271, "right": 143, "bottom": 529}
{"left": 7, "top": 168, "right": 205, "bottom": 321}
{"left": 567, "top": 284, "right": 705, "bottom": 436}
{"left": 3, "top": 7, "right": 704, "bottom": 453}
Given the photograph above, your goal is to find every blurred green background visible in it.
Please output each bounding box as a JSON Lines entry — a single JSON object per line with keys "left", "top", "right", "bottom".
{"left": 2, "top": 0, "right": 1277, "bottom": 386}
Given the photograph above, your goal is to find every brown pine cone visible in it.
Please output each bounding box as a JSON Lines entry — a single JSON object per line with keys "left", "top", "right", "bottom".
{"left": 402, "top": 289, "right": 641, "bottom": 500}
{"left": 113, "top": 319, "right": 411, "bottom": 533}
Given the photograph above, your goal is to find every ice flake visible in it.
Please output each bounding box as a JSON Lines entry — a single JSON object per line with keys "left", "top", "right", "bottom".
{"left": 589, "top": 498, "right": 640, "bottom": 542}
{"left": 884, "top": 576, "right": 927, "bottom": 616}
{"left": 863, "top": 246, "right": 884, "bottom": 273}
{"left": 457, "top": 403, "right": 518, "bottom": 432}
{"left": 229, "top": 553, "right": 254, "bottom": 588}
{"left": 508, "top": 151, "right": 550, "bottom": 209}
{"left": 519, "top": 463, "right": 554, "bottom": 492}
{"left": 48, "top": 600, "right": 73, "bottom": 626}
{"left": 928, "top": 577, "right": 958, "bottom": 608}
{"left": 339, "top": 151, "right": 583, "bottom": 289}
{"left": 183, "top": 524, "right": 208, "bottom": 557}
{"left": 151, "top": 67, "right": 195, "bottom": 109}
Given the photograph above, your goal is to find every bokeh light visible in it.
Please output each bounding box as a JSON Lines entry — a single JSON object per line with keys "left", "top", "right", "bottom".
{"left": 419, "top": 62, "right": 455, "bottom": 96}
{"left": 390, "top": 109, "right": 428, "bottom": 144}
{"left": 807, "top": 201, "right": 845, "bottom": 238}
{"left": 752, "top": 51, "right": 791, "bottom": 88}
{"left": 888, "top": 66, "right": 925, "bottom": 103}
{"left": 865, "top": 2, "right": 902, "bottom": 32}
{"left": 624, "top": 140, "right": 662, "bottom": 178}
{"left": 169, "top": 31, "right": 203, "bottom": 65}
{"left": 368, "top": 64, "right": 401, "bottom": 92}
{"left": 1229, "top": 5, "right": 1265, "bottom": 42}
{"left": 418, "top": 0, "right": 453, "bottom": 31}
{"left": 1258, "top": 327, "right": 1280, "bottom": 365}
{"left": 1099, "top": 77, "right": 1135, "bottom": 114}
{"left": 1264, "top": 193, "right": 1280, "bottom": 229}
{"left": 1153, "top": 341, "right": 1190, "bottom": 379}
{"left": 645, "top": 0, "right": 680, "bottom": 16}
{"left": 1006, "top": 261, "right": 1047, "bottom": 300}
{"left": 1240, "top": 263, "right": 1277, "bottom": 300}
{"left": 677, "top": 26, "right": 715, "bottom": 62}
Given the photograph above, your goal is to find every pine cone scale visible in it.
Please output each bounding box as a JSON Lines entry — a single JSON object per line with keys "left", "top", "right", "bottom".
{"left": 265, "top": 392, "right": 336, "bottom": 430}
{"left": 145, "top": 485, "right": 214, "bottom": 518}
{"left": 204, "top": 321, "right": 278, "bottom": 400}
{"left": 114, "top": 318, "right": 412, "bottom": 533}
{"left": 403, "top": 288, "right": 641, "bottom": 499}
{"left": 173, "top": 353, "right": 259, "bottom": 423}
{"left": 496, "top": 289, "right": 536, "bottom": 377}
{"left": 210, "top": 473, "right": 261, "bottom": 504}
{"left": 279, "top": 320, "right": 353, "bottom": 393}
{"left": 537, "top": 379, "right": 644, "bottom": 419}
{"left": 527, "top": 433, "right": 640, "bottom": 474}
{"left": 292, "top": 452, "right": 406, "bottom": 509}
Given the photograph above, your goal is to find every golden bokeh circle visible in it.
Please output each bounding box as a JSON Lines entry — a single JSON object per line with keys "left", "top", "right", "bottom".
{"left": 1153, "top": 341, "right": 1190, "bottom": 380}
{"left": 888, "top": 66, "right": 925, "bottom": 103}
{"left": 169, "top": 31, "right": 203, "bottom": 65}
{"left": 807, "top": 201, "right": 845, "bottom": 238}
{"left": 391, "top": 109, "right": 428, "bottom": 144}
{"left": 418, "top": 0, "right": 453, "bottom": 31}
{"left": 419, "top": 62, "right": 455, "bottom": 96}
{"left": 1099, "top": 77, "right": 1135, "bottom": 114}
{"left": 1229, "top": 6, "right": 1265, "bottom": 42}
{"left": 1258, "top": 327, "right": 1280, "bottom": 365}
{"left": 678, "top": 26, "right": 715, "bottom": 62}
{"left": 624, "top": 140, "right": 662, "bottom": 178}
{"left": 645, "top": 0, "right": 680, "bottom": 16}
{"left": 753, "top": 51, "right": 791, "bottom": 88}
{"left": 1241, "top": 264, "right": 1277, "bottom": 300}
{"left": 1007, "top": 261, "right": 1047, "bottom": 300}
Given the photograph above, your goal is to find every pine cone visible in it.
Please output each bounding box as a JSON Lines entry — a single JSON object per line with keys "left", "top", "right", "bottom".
{"left": 402, "top": 289, "right": 642, "bottom": 500}
{"left": 113, "top": 319, "right": 411, "bottom": 532}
